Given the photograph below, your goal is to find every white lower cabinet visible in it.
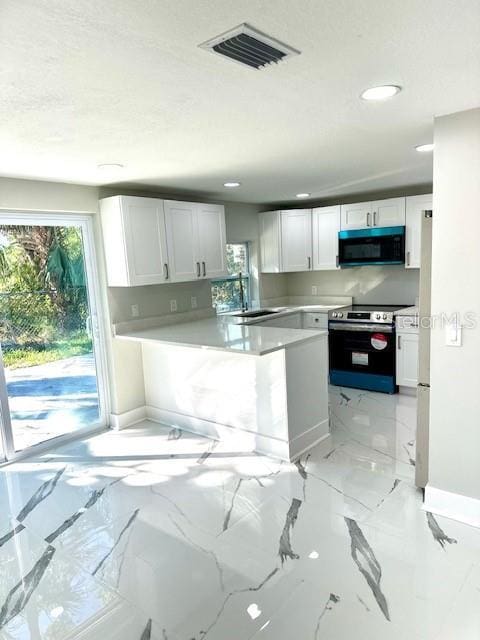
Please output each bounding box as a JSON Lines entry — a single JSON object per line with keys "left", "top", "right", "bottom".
{"left": 396, "top": 329, "right": 419, "bottom": 388}
{"left": 303, "top": 312, "right": 329, "bottom": 330}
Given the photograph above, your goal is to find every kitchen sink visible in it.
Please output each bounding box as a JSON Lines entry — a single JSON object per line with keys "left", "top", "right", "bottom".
{"left": 233, "top": 309, "right": 280, "bottom": 318}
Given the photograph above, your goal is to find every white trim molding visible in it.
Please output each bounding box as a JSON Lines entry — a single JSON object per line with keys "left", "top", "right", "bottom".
{"left": 110, "top": 406, "right": 147, "bottom": 430}
{"left": 424, "top": 485, "right": 480, "bottom": 529}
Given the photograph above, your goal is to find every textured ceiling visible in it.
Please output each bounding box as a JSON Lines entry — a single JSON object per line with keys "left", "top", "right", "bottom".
{"left": 1, "top": 0, "right": 480, "bottom": 204}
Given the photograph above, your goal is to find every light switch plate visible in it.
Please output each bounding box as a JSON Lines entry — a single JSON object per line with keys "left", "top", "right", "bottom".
{"left": 445, "top": 321, "right": 462, "bottom": 346}
{"left": 311, "top": 285, "right": 318, "bottom": 295}
{"left": 191, "top": 296, "right": 197, "bottom": 309}
{"left": 170, "top": 299, "right": 177, "bottom": 312}
{"left": 131, "top": 304, "right": 139, "bottom": 318}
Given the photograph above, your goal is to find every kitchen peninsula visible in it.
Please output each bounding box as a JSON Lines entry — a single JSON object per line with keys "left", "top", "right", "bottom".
{"left": 116, "top": 315, "right": 329, "bottom": 461}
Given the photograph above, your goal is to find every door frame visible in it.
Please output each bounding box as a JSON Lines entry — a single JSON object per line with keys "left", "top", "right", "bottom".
{"left": 0, "top": 210, "right": 110, "bottom": 462}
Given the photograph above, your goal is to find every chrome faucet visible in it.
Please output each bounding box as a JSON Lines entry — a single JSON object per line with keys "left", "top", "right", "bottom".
{"left": 238, "top": 272, "right": 248, "bottom": 311}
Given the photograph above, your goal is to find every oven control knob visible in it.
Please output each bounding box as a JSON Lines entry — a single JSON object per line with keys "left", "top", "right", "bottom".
{"left": 383, "top": 313, "right": 387, "bottom": 320}
{"left": 338, "top": 312, "right": 343, "bottom": 318}
{"left": 332, "top": 312, "right": 337, "bottom": 318}
{"left": 376, "top": 313, "right": 381, "bottom": 320}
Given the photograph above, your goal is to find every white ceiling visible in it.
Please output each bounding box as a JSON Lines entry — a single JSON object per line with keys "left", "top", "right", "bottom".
{"left": 1, "top": 0, "right": 480, "bottom": 204}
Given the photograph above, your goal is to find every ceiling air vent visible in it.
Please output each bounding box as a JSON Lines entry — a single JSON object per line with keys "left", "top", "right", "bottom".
{"left": 199, "top": 23, "right": 300, "bottom": 70}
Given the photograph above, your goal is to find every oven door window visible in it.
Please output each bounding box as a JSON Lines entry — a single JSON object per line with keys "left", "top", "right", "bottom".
{"left": 329, "top": 329, "right": 395, "bottom": 376}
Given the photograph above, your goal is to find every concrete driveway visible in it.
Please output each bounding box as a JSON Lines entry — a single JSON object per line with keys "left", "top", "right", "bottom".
{"left": 5, "top": 353, "right": 100, "bottom": 451}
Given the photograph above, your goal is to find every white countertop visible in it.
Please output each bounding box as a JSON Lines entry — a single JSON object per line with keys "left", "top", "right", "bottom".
{"left": 226, "top": 304, "right": 346, "bottom": 325}
{"left": 394, "top": 306, "right": 418, "bottom": 317}
{"left": 116, "top": 317, "right": 327, "bottom": 356}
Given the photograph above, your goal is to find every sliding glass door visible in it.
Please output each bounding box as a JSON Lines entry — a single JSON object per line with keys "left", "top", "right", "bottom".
{"left": 0, "top": 212, "right": 107, "bottom": 459}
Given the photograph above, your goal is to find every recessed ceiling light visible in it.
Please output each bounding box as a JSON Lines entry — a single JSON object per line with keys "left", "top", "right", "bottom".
{"left": 97, "top": 163, "right": 124, "bottom": 170}
{"left": 415, "top": 143, "right": 434, "bottom": 153}
{"left": 223, "top": 181, "right": 241, "bottom": 188}
{"left": 296, "top": 193, "right": 311, "bottom": 198}
{"left": 360, "top": 85, "right": 401, "bottom": 101}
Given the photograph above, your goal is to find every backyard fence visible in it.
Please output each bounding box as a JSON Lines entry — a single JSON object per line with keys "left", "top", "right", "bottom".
{"left": 0, "top": 289, "right": 90, "bottom": 348}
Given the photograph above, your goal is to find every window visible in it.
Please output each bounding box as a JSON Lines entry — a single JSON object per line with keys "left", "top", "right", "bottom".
{"left": 211, "top": 243, "right": 250, "bottom": 313}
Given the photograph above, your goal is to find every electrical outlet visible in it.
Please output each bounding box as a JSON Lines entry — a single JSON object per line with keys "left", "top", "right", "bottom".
{"left": 311, "top": 285, "right": 318, "bottom": 296}
{"left": 131, "top": 304, "right": 139, "bottom": 318}
{"left": 170, "top": 299, "right": 177, "bottom": 312}
{"left": 191, "top": 296, "right": 197, "bottom": 309}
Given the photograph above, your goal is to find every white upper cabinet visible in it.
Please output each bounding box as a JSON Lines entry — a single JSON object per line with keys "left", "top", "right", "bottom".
{"left": 312, "top": 205, "right": 340, "bottom": 270}
{"left": 100, "top": 196, "right": 169, "bottom": 287}
{"left": 371, "top": 197, "right": 406, "bottom": 228}
{"left": 165, "top": 200, "right": 228, "bottom": 282}
{"left": 340, "top": 201, "right": 371, "bottom": 230}
{"left": 259, "top": 210, "right": 281, "bottom": 273}
{"left": 164, "top": 200, "right": 199, "bottom": 282}
{"left": 100, "top": 196, "right": 227, "bottom": 286}
{"left": 341, "top": 197, "right": 405, "bottom": 230}
{"left": 280, "top": 209, "right": 313, "bottom": 272}
{"left": 405, "top": 194, "right": 432, "bottom": 269}
{"left": 196, "top": 203, "right": 228, "bottom": 279}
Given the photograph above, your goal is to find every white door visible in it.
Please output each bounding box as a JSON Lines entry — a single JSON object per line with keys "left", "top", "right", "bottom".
{"left": 280, "top": 209, "right": 312, "bottom": 272}
{"left": 312, "top": 205, "right": 340, "bottom": 270}
{"left": 405, "top": 194, "right": 432, "bottom": 269}
{"left": 196, "top": 203, "right": 227, "bottom": 279}
{"left": 396, "top": 331, "right": 419, "bottom": 387}
{"left": 371, "top": 197, "right": 406, "bottom": 228}
{"left": 164, "top": 200, "right": 200, "bottom": 282}
{"left": 340, "top": 201, "right": 371, "bottom": 230}
{"left": 122, "top": 197, "right": 169, "bottom": 285}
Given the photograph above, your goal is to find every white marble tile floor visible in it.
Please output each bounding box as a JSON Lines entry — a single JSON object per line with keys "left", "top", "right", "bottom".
{"left": 0, "top": 387, "right": 479, "bottom": 639}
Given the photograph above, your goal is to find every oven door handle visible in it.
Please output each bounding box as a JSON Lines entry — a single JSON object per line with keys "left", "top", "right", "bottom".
{"left": 328, "top": 322, "right": 393, "bottom": 333}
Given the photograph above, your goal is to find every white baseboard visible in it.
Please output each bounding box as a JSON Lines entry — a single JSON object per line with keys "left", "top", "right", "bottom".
{"left": 145, "top": 405, "right": 329, "bottom": 462}
{"left": 110, "top": 406, "right": 147, "bottom": 430}
{"left": 292, "top": 429, "right": 331, "bottom": 461}
{"left": 398, "top": 386, "right": 417, "bottom": 396}
{"left": 146, "top": 405, "right": 290, "bottom": 460}
{"left": 289, "top": 417, "right": 330, "bottom": 459}
{"left": 424, "top": 485, "right": 480, "bottom": 529}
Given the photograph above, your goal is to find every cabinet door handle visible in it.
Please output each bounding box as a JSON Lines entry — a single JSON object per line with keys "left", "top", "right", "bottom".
{"left": 406, "top": 251, "right": 411, "bottom": 266}
{"left": 367, "top": 212, "right": 371, "bottom": 227}
{"left": 307, "top": 256, "right": 311, "bottom": 270}
{"left": 202, "top": 261, "right": 206, "bottom": 277}
{"left": 164, "top": 263, "right": 169, "bottom": 280}
{"left": 373, "top": 211, "right": 377, "bottom": 226}
{"left": 397, "top": 335, "right": 401, "bottom": 350}
{"left": 336, "top": 255, "right": 339, "bottom": 268}
{"left": 196, "top": 262, "right": 200, "bottom": 277}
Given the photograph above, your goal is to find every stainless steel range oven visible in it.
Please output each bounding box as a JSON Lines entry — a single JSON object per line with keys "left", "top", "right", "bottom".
{"left": 328, "top": 305, "right": 406, "bottom": 394}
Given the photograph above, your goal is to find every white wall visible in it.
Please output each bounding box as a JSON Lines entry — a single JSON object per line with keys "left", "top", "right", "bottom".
{"left": 286, "top": 266, "right": 419, "bottom": 305}
{"left": 428, "top": 108, "right": 480, "bottom": 506}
